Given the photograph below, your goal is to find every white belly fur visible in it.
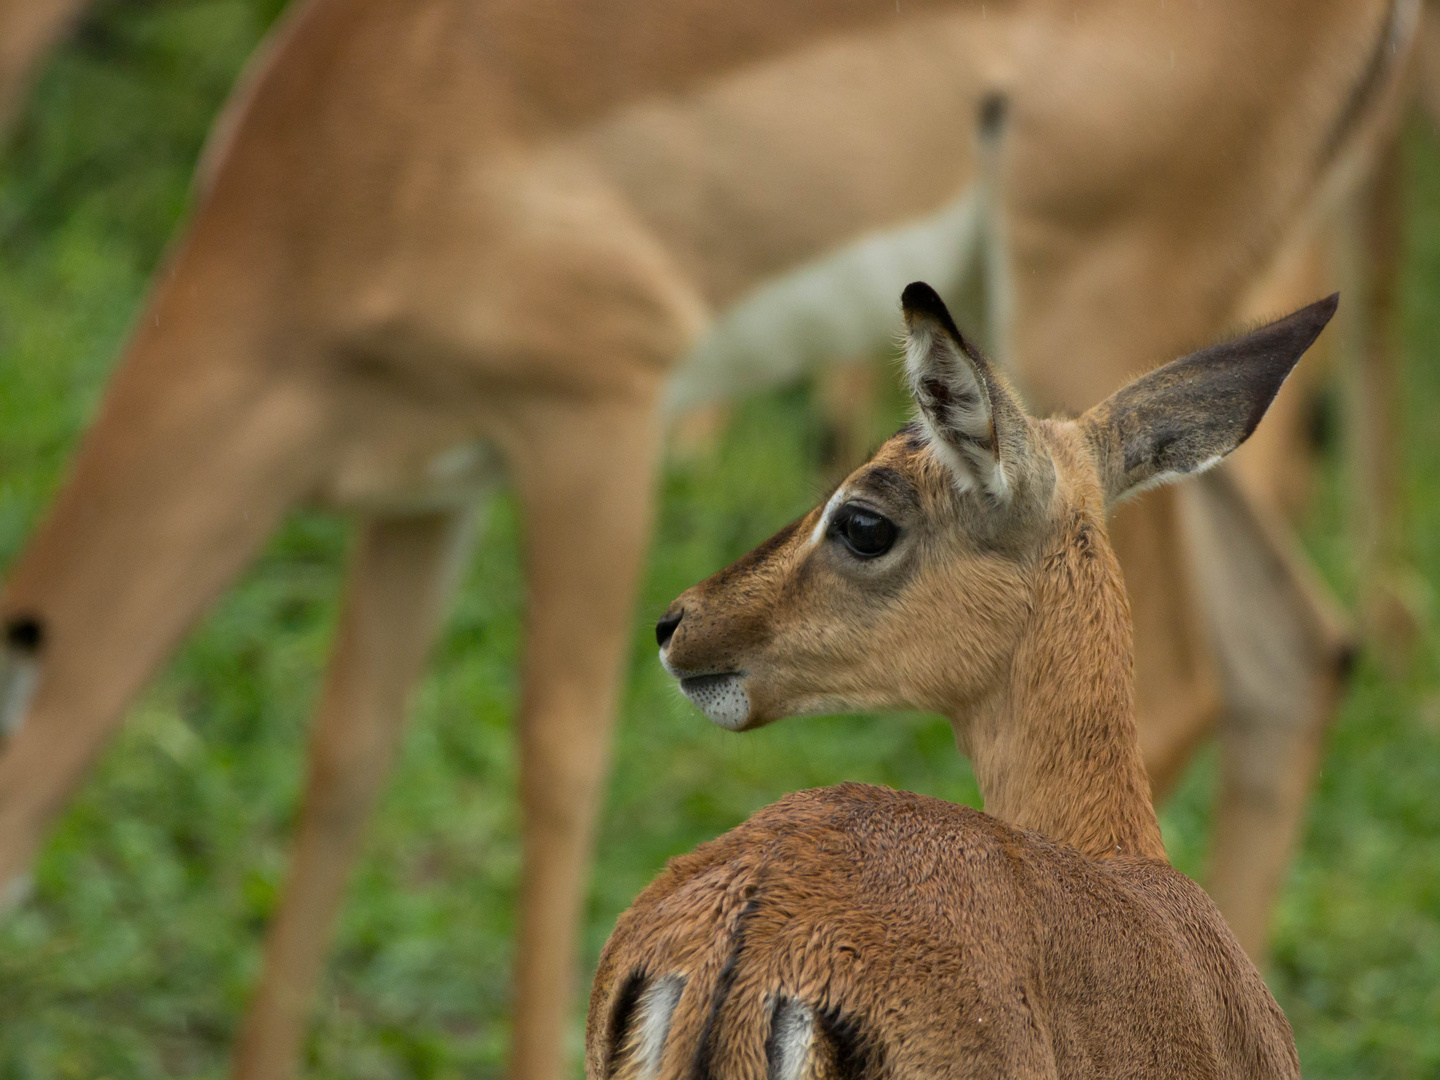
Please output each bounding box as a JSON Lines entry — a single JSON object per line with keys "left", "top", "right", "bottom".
{"left": 665, "top": 186, "right": 984, "bottom": 415}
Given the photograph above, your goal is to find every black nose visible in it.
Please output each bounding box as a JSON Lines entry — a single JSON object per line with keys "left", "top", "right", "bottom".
{"left": 656, "top": 609, "right": 684, "bottom": 649}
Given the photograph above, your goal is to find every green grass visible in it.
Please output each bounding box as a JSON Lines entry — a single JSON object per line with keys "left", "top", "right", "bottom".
{"left": 1, "top": 2, "right": 1439, "bottom": 1076}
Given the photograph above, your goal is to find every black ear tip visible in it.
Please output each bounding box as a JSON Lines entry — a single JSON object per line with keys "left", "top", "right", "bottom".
{"left": 1296, "top": 291, "right": 1339, "bottom": 332}
{"left": 901, "top": 281, "right": 948, "bottom": 320}
{"left": 902, "top": 282, "right": 970, "bottom": 347}
{"left": 1278, "top": 292, "right": 1339, "bottom": 353}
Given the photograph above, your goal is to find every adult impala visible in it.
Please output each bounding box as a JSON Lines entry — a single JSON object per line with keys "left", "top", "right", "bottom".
{"left": 589, "top": 283, "right": 1330, "bottom": 1078}
{"left": 0, "top": 1, "right": 1415, "bottom": 1076}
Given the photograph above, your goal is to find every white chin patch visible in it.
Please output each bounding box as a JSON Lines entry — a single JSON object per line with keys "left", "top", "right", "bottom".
{"left": 678, "top": 673, "right": 751, "bottom": 731}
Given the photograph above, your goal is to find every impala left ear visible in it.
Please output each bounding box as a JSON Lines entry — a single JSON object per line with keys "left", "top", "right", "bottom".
{"left": 1081, "top": 294, "right": 1338, "bottom": 507}
{"left": 901, "top": 281, "right": 1040, "bottom": 505}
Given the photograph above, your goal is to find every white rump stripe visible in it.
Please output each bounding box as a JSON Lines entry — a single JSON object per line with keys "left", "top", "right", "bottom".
{"left": 769, "top": 998, "right": 816, "bottom": 1080}
{"left": 632, "top": 975, "right": 686, "bottom": 1079}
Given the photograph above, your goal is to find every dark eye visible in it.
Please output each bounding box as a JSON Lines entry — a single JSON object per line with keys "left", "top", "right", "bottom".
{"left": 832, "top": 506, "right": 898, "bottom": 558}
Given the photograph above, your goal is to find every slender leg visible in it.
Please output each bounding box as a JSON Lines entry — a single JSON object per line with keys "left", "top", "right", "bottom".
{"left": 501, "top": 394, "right": 664, "bottom": 1080}
{"left": 1179, "top": 470, "right": 1353, "bottom": 959}
{"left": 1336, "top": 134, "right": 1424, "bottom": 656}
{"left": 232, "top": 508, "right": 480, "bottom": 1080}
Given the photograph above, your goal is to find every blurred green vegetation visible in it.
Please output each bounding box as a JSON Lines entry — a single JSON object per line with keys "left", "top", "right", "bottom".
{"left": 0, "top": 1, "right": 1438, "bottom": 1076}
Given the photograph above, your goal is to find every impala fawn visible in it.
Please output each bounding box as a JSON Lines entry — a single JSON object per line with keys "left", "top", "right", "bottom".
{"left": 589, "top": 283, "right": 1334, "bottom": 1077}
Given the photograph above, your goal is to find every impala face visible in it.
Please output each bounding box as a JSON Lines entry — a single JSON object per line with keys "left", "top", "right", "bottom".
{"left": 656, "top": 283, "right": 1063, "bottom": 731}
{"left": 657, "top": 282, "right": 1336, "bottom": 734}
{"left": 657, "top": 428, "right": 1042, "bottom": 731}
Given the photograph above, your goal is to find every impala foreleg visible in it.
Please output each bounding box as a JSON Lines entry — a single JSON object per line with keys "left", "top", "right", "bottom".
{"left": 231, "top": 508, "right": 480, "bottom": 1080}
{"left": 1178, "top": 469, "right": 1354, "bottom": 960}
{"left": 501, "top": 395, "right": 664, "bottom": 1080}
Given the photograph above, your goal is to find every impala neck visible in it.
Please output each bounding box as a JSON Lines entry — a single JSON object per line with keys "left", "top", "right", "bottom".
{"left": 959, "top": 511, "right": 1167, "bottom": 862}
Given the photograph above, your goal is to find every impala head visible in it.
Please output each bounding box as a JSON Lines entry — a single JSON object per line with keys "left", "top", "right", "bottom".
{"left": 658, "top": 282, "right": 1336, "bottom": 734}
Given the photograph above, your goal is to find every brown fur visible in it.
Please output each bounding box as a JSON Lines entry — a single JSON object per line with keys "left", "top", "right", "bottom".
{"left": 0, "top": 2, "right": 1415, "bottom": 1076}
{"left": 590, "top": 289, "right": 1332, "bottom": 1077}
{"left": 594, "top": 785, "right": 1293, "bottom": 1079}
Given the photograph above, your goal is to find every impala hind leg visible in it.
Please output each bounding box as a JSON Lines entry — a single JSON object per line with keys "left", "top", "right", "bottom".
{"left": 1337, "top": 135, "right": 1426, "bottom": 656}
{"left": 501, "top": 396, "right": 664, "bottom": 1080}
{"left": 1179, "top": 469, "right": 1354, "bottom": 959}
{"left": 232, "top": 509, "right": 479, "bottom": 1080}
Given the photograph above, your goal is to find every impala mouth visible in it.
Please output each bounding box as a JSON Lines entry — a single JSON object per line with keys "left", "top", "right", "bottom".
{"left": 676, "top": 671, "right": 751, "bottom": 731}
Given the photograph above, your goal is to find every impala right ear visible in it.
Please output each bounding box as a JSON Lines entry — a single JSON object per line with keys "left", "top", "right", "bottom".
{"left": 1081, "top": 294, "right": 1337, "bottom": 507}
